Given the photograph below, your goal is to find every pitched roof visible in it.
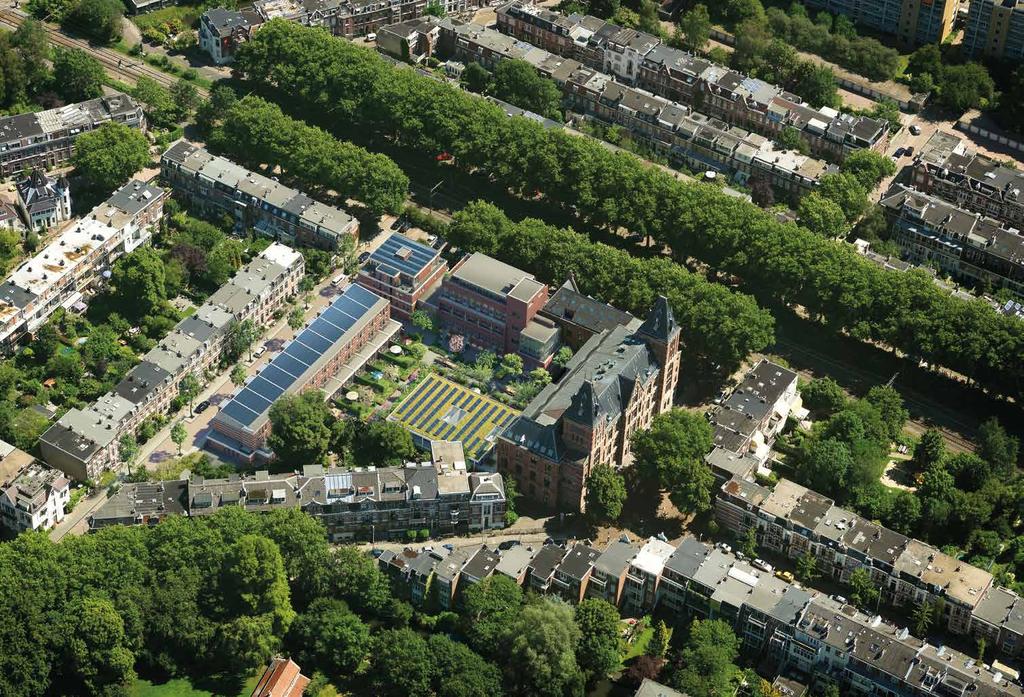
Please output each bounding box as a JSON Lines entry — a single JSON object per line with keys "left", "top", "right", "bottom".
{"left": 637, "top": 295, "right": 676, "bottom": 343}
{"left": 251, "top": 658, "right": 310, "bottom": 697}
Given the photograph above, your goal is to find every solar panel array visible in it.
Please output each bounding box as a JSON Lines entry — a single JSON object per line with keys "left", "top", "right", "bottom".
{"left": 367, "top": 232, "right": 440, "bottom": 279}
{"left": 217, "top": 283, "right": 382, "bottom": 429}
{"left": 389, "top": 374, "right": 519, "bottom": 462}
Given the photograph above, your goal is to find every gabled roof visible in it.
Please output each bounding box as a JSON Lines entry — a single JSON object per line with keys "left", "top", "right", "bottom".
{"left": 637, "top": 295, "right": 676, "bottom": 343}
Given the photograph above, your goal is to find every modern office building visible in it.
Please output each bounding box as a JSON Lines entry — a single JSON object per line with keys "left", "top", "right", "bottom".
{"left": 206, "top": 283, "right": 401, "bottom": 464}
{"left": 40, "top": 244, "right": 304, "bottom": 481}
{"left": 355, "top": 232, "right": 447, "bottom": 320}
{"left": 161, "top": 140, "right": 359, "bottom": 250}
{"left": 0, "top": 179, "right": 167, "bottom": 354}
{"left": 0, "top": 93, "right": 145, "bottom": 177}
{"left": 913, "top": 131, "right": 1024, "bottom": 230}
{"left": 964, "top": 0, "right": 1024, "bottom": 61}
{"left": 494, "top": 3, "right": 889, "bottom": 162}
{"left": 93, "top": 456, "right": 507, "bottom": 541}
{"left": 879, "top": 184, "right": 1024, "bottom": 298}
{"left": 497, "top": 296, "right": 680, "bottom": 511}
{"left": 0, "top": 441, "right": 69, "bottom": 533}
{"left": 437, "top": 252, "right": 559, "bottom": 368}
{"left": 801, "top": 0, "right": 957, "bottom": 46}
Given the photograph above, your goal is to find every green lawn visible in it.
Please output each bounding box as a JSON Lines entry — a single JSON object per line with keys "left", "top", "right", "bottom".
{"left": 620, "top": 624, "right": 654, "bottom": 664}
{"left": 130, "top": 673, "right": 260, "bottom": 697}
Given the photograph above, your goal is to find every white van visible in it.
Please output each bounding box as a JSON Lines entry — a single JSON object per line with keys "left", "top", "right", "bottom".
{"left": 331, "top": 271, "right": 347, "bottom": 286}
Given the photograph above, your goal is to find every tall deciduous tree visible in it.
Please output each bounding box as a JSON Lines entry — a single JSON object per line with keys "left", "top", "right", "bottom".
{"left": 72, "top": 122, "right": 151, "bottom": 194}
{"left": 575, "top": 599, "right": 621, "bottom": 684}
{"left": 677, "top": 4, "right": 711, "bottom": 51}
{"left": 267, "top": 391, "right": 332, "bottom": 466}
{"left": 505, "top": 598, "right": 585, "bottom": 697}
{"left": 668, "top": 619, "right": 740, "bottom": 697}
{"left": 53, "top": 48, "right": 104, "bottom": 102}
{"left": 585, "top": 463, "right": 626, "bottom": 524}
{"left": 288, "top": 598, "right": 369, "bottom": 681}
{"left": 631, "top": 409, "right": 714, "bottom": 513}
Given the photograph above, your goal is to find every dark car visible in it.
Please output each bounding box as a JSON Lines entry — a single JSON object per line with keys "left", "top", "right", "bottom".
{"left": 497, "top": 540, "right": 521, "bottom": 551}
{"left": 358, "top": 251, "right": 371, "bottom": 264}
{"left": 909, "top": 125, "right": 921, "bottom": 136}
{"left": 195, "top": 400, "right": 211, "bottom": 414}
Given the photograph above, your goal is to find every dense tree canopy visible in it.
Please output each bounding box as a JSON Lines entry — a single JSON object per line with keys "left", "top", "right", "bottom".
{"left": 267, "top": 390, "right": 333, "bottom": 467}
{"left": 631, "top": 408, "right": 715, "bottom": 512}
{"left": 71, "top": 122, "right": 151, "bottom": 194}
{"left": 234, "top": 21, "right": 1024, "bottom": 400}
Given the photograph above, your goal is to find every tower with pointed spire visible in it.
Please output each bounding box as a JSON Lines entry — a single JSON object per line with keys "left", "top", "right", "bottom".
{"left": 637, "top": 295, "right": 680, "bottom": 414}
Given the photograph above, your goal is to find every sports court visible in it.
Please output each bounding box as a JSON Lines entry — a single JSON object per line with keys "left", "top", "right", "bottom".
{"left": 387, "top": 373, "right": 519, "bottom": 464}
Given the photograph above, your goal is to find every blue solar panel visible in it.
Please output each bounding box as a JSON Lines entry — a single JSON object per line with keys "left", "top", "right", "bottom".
{"left": 295, "top": 330, "right": 332, "bottom": 355}
{"left": 234, "top": 386, "right": 274, "bottom": 415}
{"left": 306, "top": 317, "right": 345, "bottom": 345}
{"left": 366, "top": 233, "right": 438, "bottom": 278}
{"left": 285, "top": 342, "right": 319, "bottom": 367}
{"left": 259, "top": 365, "right": 295, "bottom": 391}
{"left": 221, "top": 400, "right": 260, "bottom": 427}
{"left": 249, "top": 374, "right": 286, "bottom": 402}
{"left": 346, "top": 282, "right": 379, "bottom": 309}
{"left": 274, "top": 352, "right": 309, "bottom": 378}
{"left": 322, "top": 302, "right": 360, "bottom": 328}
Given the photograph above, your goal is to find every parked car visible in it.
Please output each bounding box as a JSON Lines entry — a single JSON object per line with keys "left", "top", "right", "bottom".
{"left": 893, "top": 147, "right": 905, "bottom": 158}
{"left": 358, "top": 251, "right": 371, "bottom": 264}
{"left": 195, "top": 400, "right": 211, "bottom": 414}
{"left": 498, "top": 539, "right": 521, "bottom": 551}
{"left": 753, "top": 558, "right": 774, "bottom": 573}
{"left": 775, "top": 570, "right": 795, "bottom": 583}
{"left": 909, "top": 124, "right": 921, "bottom": 136}
{"left": 717, "top": 542, "right": 732, "bottom": 554}
{"left": 442, "top": 543, "right": 455, "bottom": 552}
{"left": 371, "top": 548, "right": 385, "bottom": 558}
{"left": 905, "top": 145, "right": 915, "bottom": 156}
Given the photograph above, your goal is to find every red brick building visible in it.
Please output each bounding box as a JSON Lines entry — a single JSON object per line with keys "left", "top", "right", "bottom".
{"left": 497, "top": 296, "right": 680, "bottom": 512}
{"left": 437, "top": 252, "right": 560, "bottom": 368}
{"left": 356, "top": 232, "right": 447, "bottom": 320}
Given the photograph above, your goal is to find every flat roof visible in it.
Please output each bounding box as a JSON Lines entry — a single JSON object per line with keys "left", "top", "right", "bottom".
{"left": 450, "top": 252, "right": 544, "bottom": 301}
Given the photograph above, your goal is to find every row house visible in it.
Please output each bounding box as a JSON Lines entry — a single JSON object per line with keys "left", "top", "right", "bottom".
{"left": 0, "top": 179, "right": 167, "bottom": 354}
{"left": 705, "top": 359, "right": 803, "bottom": 480}
{"left": 564, "top": 68, "right": 832, "bottom": 198}
{"left": 879, "top": 184, "right": 1024, "bottom": 299}
{"left": 403, "top": 18, "right": 834, "bottom": 196}
{"left": 251, "top": 0, "right": 477, "bottom": 39}
{"left": 495, "top": 3, "right": 889, "bottom": 162}
{"left": 160, "top": 140, "right": 359, "bottom": 251}
{"left": 497, "top": 297, "right": 680, "bottom": 512}
{"left": 527, "top": 543, "right": 567, "bottom": 594}
{"left": 377, "top": 531, "right": 1024, "bottom": 697}
{"left": 551, "top": 542, "right": 600, "bottom": 603}
{"left": 39, "top": 243, "right": 303, "bottom": 481}
{"left": 913, "top": 130, "right": 1024, "bottom": 231}
{"left": 716, "top": 475, "right": 1007, "bottom": 647}
{"left": 0, "top": 442, "right": 69, "bottom": 533}
{"left": 92, "top": 456, "right": 507, "bottom": 541}
{"left": 0, "top": 93, "right": 145, "bottom": 177}
{"left": 207, "top": 283, "right": 401, "bottom": 464}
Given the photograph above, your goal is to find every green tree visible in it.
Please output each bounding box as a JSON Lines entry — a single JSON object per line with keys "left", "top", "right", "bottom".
{"left": 977, "top": 418, "right": 1018, "bottom": 475}
{"left": 739, "top": 526, "right": 757, "bottom": 559}
{"left": 650, "top": 619, "right": 672, "bottom": 659}
{"left": 428, "top": 634, "right": 503, "bottom": 697}
{"left": 677, "top": 4, "right": 711, "bottom": 51}
{"left": 631, "top": 408, "right": 715, "bottom": 513}
{"left": 13, "top": 19, "right": 50, "bottom": 87}
{"left": 9, "top": 408, "right": 50, "bottom": 450}
{"left": 370, "top": 628, "right": 436, "bottom": 697}
{"left": 410, "top": 309, "right": 434, "bottom": 332}
{"left": 669, "top": 619, "right": 740, "bottom": 697}
{"left": 800, "top": 377, "right": 847, "bottom": 416}
{"left": 109, "top": 246, "right": 168, "bottom": 321}
{"left": 776, "top": 125, "right": 810, "bottom": 154}
{"left": 461, "top": 574, "right": 524, "bottom": 655}
{"left": 462, "top": 61, "right": 492, "bottom": 93}
{"left": 506, "top": 598, "right": 585, "bottom": 697}
{"left": 331, "top": 545, "right": 391, "bottom": 615}
{"left": 864, "top": 385, "right": 907, "bottom": 442}
{"left": 354, "top": 420, "right": 417, "bottom": 466}
{"left": 65, "top": 0, "right": 123, "bottom": 43}
{"left": 52, "top": 48, "right": 104, "bottom": 102}
{"left": 170, "top": 79, "right": 200, "bottom": 118}
{"left": 170, "top": 421, "right": 188, "bottom": 456}
{"left": 72, "top": 122, "right": 150, "bottom": 194}
{"left": 937, "top": 62, "right": 995, "bottom": 113}
{"left": 798, "top": 192, "right": 850, "bottom": 238}
{"left": 224, "top": 319, "right": 260, "bottom": 364}
{"left": 288, "top": 598, "right": 369, "bottom": 681}
{"left": 26, "top": 0, "right": 78, "bottom": 23}
{"left": 287, "top": 305, "right": 305, "bottom": 331}
{"left": 268, "top": 391, "right": 331, "bottom": 466}
{"left": 585, "top": 463, "right": 626, "bottom": 524}
{"left": 912, "top": 429, "right": 946, "bottom": 473}
{"left": 842, "top": 149, "right": 897, "bottom": 190}
{"left": 908, "top": 43, "right": 942, "bottom": 81}
{"left": 796, "top": 553, "right": 819, "bottom": 583}
{"left": 498, "top": 352, "right": 524, "bottom": 379}
{"left": 58, "top": 596, "right": 136, "bottom": 695}
{"left": 448, "top": 199, "right": 508, "bottom": 256}
{"left": 795, "top": 437, "right": 853, "bottom": 496}
{"left": 490, "top": 59, "right": 563, "bottom": 121}
{"left": 178, "top": 373, "right": 201, "bottom": 418}
{"left": 817, "top": 172, "right": 869, "bottom": 222}
{"left": 118, "top": 433, "right": 139, "bottom": 473}
{"left": 574, "top": 599, "right": 621, "bottom": 684}
{"left": 913, "top": 600, "right": 935, "bottom": 636}
{"left": 848, "top": 567, "right": 880, "bottom": 609}
{"left": 133, "top": 76, "right": 179, "bottom": 128}
{"left": 230, "top": 365, "right": 248, "bottom": 388}
{"left": 553, "top": 345, "right": 573, "bottom": 368}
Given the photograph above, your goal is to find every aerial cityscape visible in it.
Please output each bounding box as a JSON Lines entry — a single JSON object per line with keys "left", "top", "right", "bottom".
{"left": 0, "top": 0, "right": 1023, "bottom": 695}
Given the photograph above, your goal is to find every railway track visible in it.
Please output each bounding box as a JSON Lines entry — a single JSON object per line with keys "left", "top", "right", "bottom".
{"left": 0, "top": 8, "right": 208, "bottom": 97}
